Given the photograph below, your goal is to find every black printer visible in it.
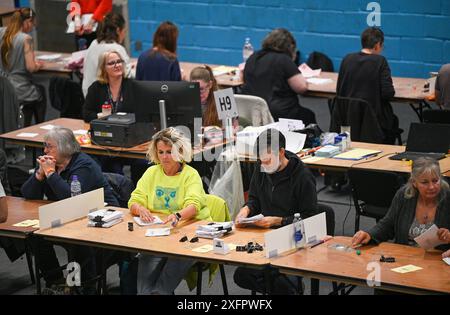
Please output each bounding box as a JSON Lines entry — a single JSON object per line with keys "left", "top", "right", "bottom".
{"left": 89, "top": 113, "right": 158, "bottom": 147}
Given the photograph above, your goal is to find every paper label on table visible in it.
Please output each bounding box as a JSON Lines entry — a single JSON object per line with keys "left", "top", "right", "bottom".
{"left": 214, "top": 88, "right": 238, "bottom": 120}
{"left": 391, "top": 265, "right": 423, "bottom": 274}
{"left": 302, "top": 156, "right": 325, "bottom": 163}
{"left": 443, "top": 257, "right": 450, "bottom": 266}
{"left": 228, "top": 243, "right": 237, "bottom": 251}
{"left": 145, "top": 228, "right": 170, "bottom": 237}
{"left": 307, "top": 78, "right": 333, "bottom": 85}
{"left": 36, "top": 54, "right": 61, "bottom": 61}
{"left": 133, "top": 216, "right": 163, "bottom": 226}
{"left": 414, "top": 224, "right": 446, "bottom": 250}
{"left": 299, "top": 63, "right": 321, "bottom": 78}
{"left": 73, "top": 129, "right": 88, "bottom": 135}
{"left": 192, "top": 244, "right": 214, "bottom": 253}
{"left": 13, "top": 219, "right": 40, "bottom": 227}
{"left": 17, "top": 132, "right": 38, "bottom": 138}
{"left": 39, "top": 124, "right": 55, "bottom": 130}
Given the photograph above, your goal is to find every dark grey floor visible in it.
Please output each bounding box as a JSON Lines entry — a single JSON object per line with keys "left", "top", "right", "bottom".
{"left": 0, "top": 78, "right": 433, "bottom": 295}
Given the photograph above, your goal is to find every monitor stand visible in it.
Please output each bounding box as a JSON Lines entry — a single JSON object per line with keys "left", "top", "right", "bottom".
{"left": 159, "top": 100, "right": 168, "bottom": 130}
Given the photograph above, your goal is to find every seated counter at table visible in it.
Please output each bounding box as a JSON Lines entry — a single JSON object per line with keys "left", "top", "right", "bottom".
{"left": 20, "top": 127, "right": 120, "bottom": 291}
{"left": 352, "top": 157, "right": 450, "bottom": 253}
{"left": 128, "top": 127, "right": 211, "bottom": 295}
{"left": 233, "top": 128, "right": 318, "bottom": 295}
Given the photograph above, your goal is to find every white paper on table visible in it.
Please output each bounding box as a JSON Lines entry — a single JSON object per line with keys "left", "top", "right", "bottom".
{"left": 36, "top": 54, "right": 62, "bottom": 61}
{"left": 145, "top": 227, "right": 171, "bottom": 237}
{"left": 278, "top": 118, "right": 305, "bottom": 131}
{"left": 299, "top": 63, "right": 321, "bottom": 78}
{"left": 307, "top": 78, "right": 333, "bottom": 85}
{"left": 443, "top": 257, "right": 450, "bottom": 266}
{"left": 134, "top": 216, "right": 163, "bottom": 226}
{"left": 39, "top": 124, "right": 55, "bottom": 130}
{"left": 414, "top": 224, "right": 446, "bottom": 250}
{"left": 238, "top": 214, "right": 264, "bottom": 224}
{"left": 66, "top": 14, "right": 98, "bottom": 34}
{"left": 302, "top": 212, "right": 327, "bottom": 246}
{"left": 73, "top": 129, "right": 88, "bottom": 135}
{"left": 16, "top": 132, "right": 38, "bottom": 138}
{"left": 284, "top": 131, "right": 306, "bottom": 154}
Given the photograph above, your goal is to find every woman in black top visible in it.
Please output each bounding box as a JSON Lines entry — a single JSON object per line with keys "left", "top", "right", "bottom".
{"left": 352, "top": 157, "right": 450, "bottom": 252}
{"left": 83, "top": 50, "right": 134, "bottom": 122}
{"left": 241, "top": 28, "right": 316, "bottom": 125}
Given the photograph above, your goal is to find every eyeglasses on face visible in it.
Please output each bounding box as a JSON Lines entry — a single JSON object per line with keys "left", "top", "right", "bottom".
{"left": 43, "top": 142, "right": 56, "bottom": 149}
{"left": 106, "top": 59, "right": 124, "bottom": 67}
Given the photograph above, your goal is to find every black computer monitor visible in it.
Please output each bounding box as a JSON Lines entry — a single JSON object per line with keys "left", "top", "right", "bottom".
{"left": 132, "top": 80, "right": 202, "bottom": 144}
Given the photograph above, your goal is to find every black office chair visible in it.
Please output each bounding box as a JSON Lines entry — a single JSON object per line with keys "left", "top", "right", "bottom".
{"left": 422, "top": 109, "right": 450, "bottom": 124}
{"left": 348, "top": 169, "right": 403, "bottom": 233}
{"left": 330, "top": 96, "right": 403, "bottom": 145}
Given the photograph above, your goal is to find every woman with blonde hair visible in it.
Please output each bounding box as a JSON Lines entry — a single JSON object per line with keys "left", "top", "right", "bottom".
{"left": 128, "top": 127, "right": 210, "bottom": 294}
{"left": 352, "top": 157, "right": 450, "bottom": 251}
{"left": 83, "top": 50, "right": 135, "bottom": 122}
{"left": 0, "top": 7, "right": 46, "bottom": 126}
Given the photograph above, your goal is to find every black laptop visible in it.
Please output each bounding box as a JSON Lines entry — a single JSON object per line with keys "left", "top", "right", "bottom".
{"left": 389, "top": 123, "right": 450, "bottom": 161}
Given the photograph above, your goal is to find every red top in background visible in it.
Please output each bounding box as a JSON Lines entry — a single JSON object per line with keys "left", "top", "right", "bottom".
{"left": 71, "top": 0, "right": 112, "bottom": 22}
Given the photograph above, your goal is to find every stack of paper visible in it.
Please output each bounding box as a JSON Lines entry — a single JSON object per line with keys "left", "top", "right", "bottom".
{"left": 299, "top": 63, "right": 321, "bottom": 78}
{"left": 238, "top": 214, "right": 264, "bottom": 224}
{"left": 66, "top": 14, "right": 98, "bottom": 34}
{"left": 196, "top": 222, "right": 233, "bottom": 239}
{"left": 236, "top": 123, "right": 306, "bottom": 158}
{"left": 315, "top": 145, "right": 340, "bottom": 158}
{"left": 212, "top": 66, "right": 237, "bottom": 76}
{"left": 87, "top": 208, "right": 124, "bottom": 228}
{"left": 333, "top": 149, "right": 381, "bottom": 160}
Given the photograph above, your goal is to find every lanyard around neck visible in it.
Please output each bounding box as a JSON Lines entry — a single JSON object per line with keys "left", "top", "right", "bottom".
{"left": 107, "top": 83, "right": 123, "bottom": 113}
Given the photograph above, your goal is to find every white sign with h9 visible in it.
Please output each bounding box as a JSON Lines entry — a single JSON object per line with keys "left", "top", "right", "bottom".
{"left": 213, "top": 88, "right": 238, "bottom": 120}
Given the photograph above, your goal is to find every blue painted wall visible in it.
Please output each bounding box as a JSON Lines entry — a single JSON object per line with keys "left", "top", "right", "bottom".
{"left": 129, "top": 0, "right": 450, "bottom": 78}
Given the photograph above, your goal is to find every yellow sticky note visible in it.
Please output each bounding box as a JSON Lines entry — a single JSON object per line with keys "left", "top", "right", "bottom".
{"left": 391, "top": 265, "right": 423, "bottom": 274}
{"left": 13, "top": 219, "right": 39, "bottom": 227}
{"left": 192, "top": 244, "right": 214, "bottom": 253}
{"left": 228, "top": 243, "right": 237, "bottom": 251}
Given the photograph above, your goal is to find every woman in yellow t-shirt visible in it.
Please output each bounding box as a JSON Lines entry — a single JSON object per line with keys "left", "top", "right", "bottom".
{"left": 128, "top": 127, "right": 210, "bottom": 294}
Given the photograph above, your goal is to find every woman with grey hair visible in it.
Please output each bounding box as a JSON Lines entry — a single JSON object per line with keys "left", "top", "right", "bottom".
{"left": 352, "top": 157, "right": 450, "bottom": 252}
{"left": 240, "top": 28, "right": 316, "bottom": 125}
{"left": 21, "top": 126, "right": 118, "bottom": 205}
{"left": 128, "top": 127, "right": 211, "bottom": 294}
{"left": 20, "top": 127, "right": 120, "bottom": 291}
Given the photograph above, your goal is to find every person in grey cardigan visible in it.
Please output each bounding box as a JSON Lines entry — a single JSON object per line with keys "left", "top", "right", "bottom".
{"left": 352, "top": 157, "right": 450, "bottom": 251}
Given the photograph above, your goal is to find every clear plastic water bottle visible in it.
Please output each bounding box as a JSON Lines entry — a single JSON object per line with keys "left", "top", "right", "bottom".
{"left": 293, "top": 213, "right": 305, "bottom": 248}
{"left": 70, "top": 175, "right": 82, "bottom": 197}
{"left": 242, "top": 37, "right": 254, "bottom": 62}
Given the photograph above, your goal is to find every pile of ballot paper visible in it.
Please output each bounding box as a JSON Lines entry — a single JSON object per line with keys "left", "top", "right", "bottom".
{"left": 195, "top": 222, "right": 233, "bottom": 239}
{"left": 237, "top": 214, "right": 264, "bottom": 224}
{"left": 87, "top": 208, "right": 123, "bottom": 228}
{"left": 315, "top": 145, "right": 340, "bottom": 158}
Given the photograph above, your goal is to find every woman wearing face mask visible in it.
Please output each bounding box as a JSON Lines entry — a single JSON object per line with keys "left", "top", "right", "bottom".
{"left": 0, "top": 7, "right": 46, "bottom": 126}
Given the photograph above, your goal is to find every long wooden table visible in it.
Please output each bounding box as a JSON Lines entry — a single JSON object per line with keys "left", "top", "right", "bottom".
{"left": 271, "top": 236, "right": 450, "bottom": 295}
{"left": 36, "top": 51, "right": 240, "bottom": 88}
{"left": 0, "top": 197, "right": 50, "bottom": 285}
{"left": 306, "top": 72, "right": 433, "bottom": 121}
{"left": 0, "top": 118, "right": 230, "bottom": 160}
{"left": 0, "top": 196, "right": 49, "bottom": 239}
{"left": 34, "top": 210, "right": 268, "bottom": 294}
